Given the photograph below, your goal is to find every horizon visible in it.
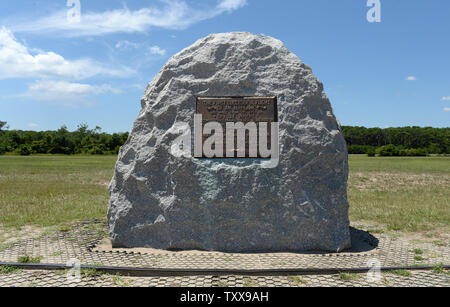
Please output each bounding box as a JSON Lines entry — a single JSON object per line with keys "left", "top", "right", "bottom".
{"left": 1, "top": 0, "right": 449, "bottom": 133}
{"left": 2, "top": 123, "right": 450, "bottom": 134}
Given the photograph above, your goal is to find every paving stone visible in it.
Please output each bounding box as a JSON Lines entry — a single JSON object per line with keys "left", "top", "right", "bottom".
{"left": 0, "top": 220, "right": 448, "bottom": 287}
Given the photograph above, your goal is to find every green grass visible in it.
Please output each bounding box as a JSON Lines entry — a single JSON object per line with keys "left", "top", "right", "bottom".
{"left": 17, "top": 255, "right": 43, "bottom": 264}
{"left": 80, "top": 268, "right": 107, "bottom": 278}
{"left": 0, "top": 155, "right": 116, "bottom": 228}
{"left": 413, "top": 249, "right": 424, "bottom": 255}
{"left": 58, "top": 225, "right": 72, "bottom": 232}
{"left": 348, "top": 156, "right": 450, "bottom": 174}
{"left": 349, "top": 187, "right": 449, "bottom": 232}
{"left": 432, "top": 264, "right": 449, "bottom": 275}
{"left": 338, "top": 272, "right": 360, "bottom": 281}
{"left": 414, "top": 256, "right": 426, "bottom": 261}
{"left": 348, "top": 156, "right": 450, "bottom": 233}
{"left": 287, "top": 276, "right": 308, "bottom": 285}
{"left": 0, "top": 265, "right": 21, "bottom": 275}
{"left": 0, "top": 155, "right": 448, "bottom": 236}
{"left": 387, "top": 270, "right": 412, "bottom": 277}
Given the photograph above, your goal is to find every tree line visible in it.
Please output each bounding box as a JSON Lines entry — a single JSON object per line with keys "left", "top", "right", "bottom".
{"left": 0, "top": 122, "right": 128, "bottom": 156}
{"left": 342, "top": 126, "right": 449, "bottom": 156}
{"left": 0, "top": 121, "right": 449, "bottom": 156}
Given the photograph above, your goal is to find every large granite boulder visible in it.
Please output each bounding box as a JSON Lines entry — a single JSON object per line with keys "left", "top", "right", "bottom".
{"left": 108, "top": 32, "right": 351, "bottom": 253}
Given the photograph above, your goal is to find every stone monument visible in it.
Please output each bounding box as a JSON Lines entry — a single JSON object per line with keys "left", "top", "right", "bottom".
{"left": 108, "top": 32, "right": 351, "bottom": 253}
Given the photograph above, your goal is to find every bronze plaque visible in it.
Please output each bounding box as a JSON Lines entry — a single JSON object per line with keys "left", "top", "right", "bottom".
{"left": 196, "top": 96, "right": 278, "bottom": 158}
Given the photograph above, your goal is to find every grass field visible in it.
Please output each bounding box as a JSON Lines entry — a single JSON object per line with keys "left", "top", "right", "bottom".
{"left": 0, "top": 155, "right": 115, "bottom": 228}
{"left": 0, "top": 155, "right": 448, "bottom": 238}
{"left": 347, "top": 156, "right": 449, "bottom": 235}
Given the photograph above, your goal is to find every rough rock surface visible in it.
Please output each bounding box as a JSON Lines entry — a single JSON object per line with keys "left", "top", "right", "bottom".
{"left": 108, "top": 32, "right": 351, "bottom": 252}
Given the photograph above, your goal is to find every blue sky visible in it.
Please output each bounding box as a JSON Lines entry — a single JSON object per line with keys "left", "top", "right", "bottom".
{"left": 0, "top": 0, "right": 449, "bottom": 133}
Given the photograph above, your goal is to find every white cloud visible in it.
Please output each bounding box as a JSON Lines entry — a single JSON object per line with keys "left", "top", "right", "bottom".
{"left": 115, "top": 40, "right": 139, "bottom": 49}
{"left": 29, "top": 80, "right": 120, "bottom": 96}
{"left": 24, "top": 80, "right": 121, "bottom": 107}
{"left": 0, "top": 27, "right": 133, "bottom": 80}
{"left": 148, "top": 45, "right": 166, "bottom": 56}
{"left": 116, "top": 41, "right": 166, "bottom": 56}
{"left": 441, "top": 96, "right": 450, "bottom": 101}
{"left": 217, "top": 0, "right": 248, "bottom": 11}
{"left": 444, "top": 107, "right": 450, "bottom": 112}
{"left": 28, "top": 123, "right": 39, "bottom": 128}
{"left": 12, "top": 0, "right": 248, "bottom": 37}
{"left": 405, "top": 76, "right": 416, "bottom": 81}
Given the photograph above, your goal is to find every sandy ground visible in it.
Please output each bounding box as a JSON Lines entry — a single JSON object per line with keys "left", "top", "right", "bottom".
{"left": 93, "top": 237, "right": 213, "bottom": 255}
{"left": 0, "top": 225, "right": 49, "bottom": 245}
{"left": 348, "top": 172, "right": 450, "bottom": 191}
{"left": 92, "top": 229, "right": 381, "bottom": 256}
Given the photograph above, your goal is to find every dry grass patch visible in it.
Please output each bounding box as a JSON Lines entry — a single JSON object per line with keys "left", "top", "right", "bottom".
{"left": 348, "top": 156, "right": 449, "bottom": 234}
{"left": 349, "top": 172, "right": 449, "bottom": 192}
{"left": 0, "top": 155, "right": 115, "bottom": 228}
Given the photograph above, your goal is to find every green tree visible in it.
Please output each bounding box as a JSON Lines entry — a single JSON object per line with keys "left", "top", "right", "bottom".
{"left": 19, "top": 144, "right": 32, "bottom": 156}
{"left": 0, "top": 121, "right": 7, "bottom": 154}
{"left": 377, "top": 144, "right": 402, "bottom": 156}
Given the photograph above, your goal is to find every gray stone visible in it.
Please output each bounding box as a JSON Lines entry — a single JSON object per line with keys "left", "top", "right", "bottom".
{"left": 107, "top": 32, "right": 351, "bottom": 253}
